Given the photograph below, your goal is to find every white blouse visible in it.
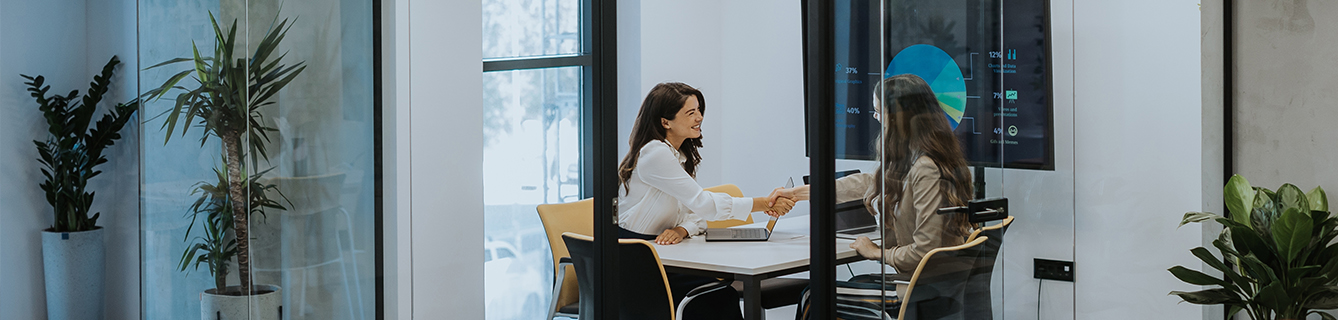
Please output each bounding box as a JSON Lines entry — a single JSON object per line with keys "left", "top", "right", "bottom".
{"left": 617, "top": 140, "right": 754, "bottom": 236}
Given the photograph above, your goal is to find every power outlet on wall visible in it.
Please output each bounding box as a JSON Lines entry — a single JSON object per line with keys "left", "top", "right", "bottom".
{"left": 1034, "top": 258, "right": 1074, "bottom": 282}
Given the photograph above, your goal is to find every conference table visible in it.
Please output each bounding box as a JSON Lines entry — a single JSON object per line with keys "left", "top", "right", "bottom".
{"left": 652, "top": 216, "right": 869, "bottom": 320}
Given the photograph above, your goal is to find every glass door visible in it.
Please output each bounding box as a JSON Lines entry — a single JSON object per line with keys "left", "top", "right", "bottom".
{"left": 138, "top": 0, "right": 379, "bottom": 318}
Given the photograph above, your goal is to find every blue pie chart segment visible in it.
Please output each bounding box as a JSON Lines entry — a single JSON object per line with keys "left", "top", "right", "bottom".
{"left": 885, "top": 44, "right": 968, "bottom": 130}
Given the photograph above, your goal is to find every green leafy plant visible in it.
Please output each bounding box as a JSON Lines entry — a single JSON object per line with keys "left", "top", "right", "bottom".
{"left": 146, "top": 12, "right": 304, "bottom": 296}
{"left": 1171, "top": 175, "right": 1338, "bottom": 320}
{"left": 26, "top": 56, "right": 139, "bottom": 232}
{"left": 178, "top": 166, "right": 285, "bottom": 291}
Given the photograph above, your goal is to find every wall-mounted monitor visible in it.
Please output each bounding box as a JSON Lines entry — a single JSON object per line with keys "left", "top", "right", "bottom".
{"left": 806, "top": 0, "right": 1054, "bottom": 170}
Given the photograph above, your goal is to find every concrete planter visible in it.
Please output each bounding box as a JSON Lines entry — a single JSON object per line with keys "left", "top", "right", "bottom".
{"left": 200, "top": 284, "right": 282, "bottom": 320}
{"left": 41, "top": 227, "right": 105, "bottom": 320}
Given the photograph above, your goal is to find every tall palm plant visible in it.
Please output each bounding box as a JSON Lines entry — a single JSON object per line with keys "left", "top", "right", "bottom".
{"left": 146, "top": 12, "right": 305, "bottom": 296}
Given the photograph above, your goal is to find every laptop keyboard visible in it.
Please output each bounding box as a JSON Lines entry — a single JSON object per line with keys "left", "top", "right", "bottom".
{"left": 731, "top": 228, "right": 768, "bottom": 239}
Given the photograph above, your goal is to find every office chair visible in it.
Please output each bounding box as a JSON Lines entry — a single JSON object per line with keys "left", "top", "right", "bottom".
{"left": 536, "top": 199, "right": 594, "bottom": 320}
{"left": 252, "top": 173, "right": 366, "bottom": 319}
{"left": 562, "top": 232, "right": 735, "bottom": 320}
{"left": 961, "top": 216, "right": 1012, "bottom": 319}
{"left": 895, "top": 214, "right": 1012, "bottom": 319}
{"left": 796, "top": 236, "right": 991, "bottom": 320}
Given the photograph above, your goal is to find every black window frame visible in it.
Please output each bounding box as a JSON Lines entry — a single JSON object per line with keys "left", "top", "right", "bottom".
{"left": 480, "top": 0, "right": 622, "bottom": 319}
{"left": 482, "top": 0, "right": 598, "bottom": 201}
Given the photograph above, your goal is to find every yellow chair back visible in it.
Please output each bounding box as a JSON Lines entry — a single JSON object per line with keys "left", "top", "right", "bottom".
{"left": 536, "top": 199, "right": 594, "bottom": 312}
{"left": 703, "top": 184, "right": 754, "bottom": 228}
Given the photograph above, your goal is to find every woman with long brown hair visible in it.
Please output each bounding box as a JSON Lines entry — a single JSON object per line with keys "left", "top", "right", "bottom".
{"left": 771, "top": 73, "right": 974, "bottom": 272}
{"left": 616, "top": 82, "right": 795, "bottom": 320}
{"left": 616, "top": 82, "right": 795, "bottom": 244}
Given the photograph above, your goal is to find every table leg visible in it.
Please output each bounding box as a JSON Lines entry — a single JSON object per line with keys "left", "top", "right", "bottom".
{"left": 740, "top": 275, "right": 763, "bottom": 320}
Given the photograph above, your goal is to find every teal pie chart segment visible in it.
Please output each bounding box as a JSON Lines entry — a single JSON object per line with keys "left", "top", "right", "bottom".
{"left": 885, "top": 44, "right": 968, "bottom": 130}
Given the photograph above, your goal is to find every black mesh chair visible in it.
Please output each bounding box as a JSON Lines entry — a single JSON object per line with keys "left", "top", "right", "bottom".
{"left": 562, "top": 232, "right": 735, "bottom": 320}
{"left": 959, "top": 216, "right": 1011, "bottom": 319}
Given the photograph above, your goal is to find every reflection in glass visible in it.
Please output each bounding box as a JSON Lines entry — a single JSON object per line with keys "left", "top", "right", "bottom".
{"left": 482, "top": 67, "right": 582, "bottom": 320}
{"left": 139, "top": 1, "right": 377, "bottom": 319}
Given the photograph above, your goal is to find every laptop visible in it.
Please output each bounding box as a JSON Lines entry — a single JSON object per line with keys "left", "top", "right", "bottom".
{"left": 704, "top": 178, "right": 793, "bottom": 242}
{"left": 834, "top": 200, "right": 882, "bottom": 241}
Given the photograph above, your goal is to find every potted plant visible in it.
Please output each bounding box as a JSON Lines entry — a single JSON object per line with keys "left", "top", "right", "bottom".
{"left": 146, "top": 11, "right": 304, "bottom": 319}
{"left": 1170, "top": 175, "right": 1338, "bottom": 320}
{"left": 25, "top": 55, "right": 139, "bottom": 320}
{"left": 179, "top": 166, "right": 286, "bottom": 319}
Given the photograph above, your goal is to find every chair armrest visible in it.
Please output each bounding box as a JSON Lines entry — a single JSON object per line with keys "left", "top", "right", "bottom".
{"left": 676, "top": 279, "right": 734, "bottom": 320}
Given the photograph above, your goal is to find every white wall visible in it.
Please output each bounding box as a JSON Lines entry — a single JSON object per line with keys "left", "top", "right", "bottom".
{"left": 1, "top": 1, "right": 140, "bottom": 319}
{"left": 383, "top": 0, "right": 411, "bottom": 318}
{"left": 619, "top": 0, "right": 727, "bottom": 189}
{"left": 1071, "top": 0, "right": 1208, "bottom": 319}
{"left": 1233, "top": 0, "right": 1338, "bottom": 195}
{"left": 391, "top": 0, "right": 486, "bottom": 318}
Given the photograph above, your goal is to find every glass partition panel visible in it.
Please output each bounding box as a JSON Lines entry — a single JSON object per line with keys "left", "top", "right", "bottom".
{"left": 139, "top": 0, "right": 378, "bottom": 319}
{"left": 811, "top": 0, "right": 1035, "bottom": 318}
{"left": 996, "top": 0, "right": 1073, "bottom": 318}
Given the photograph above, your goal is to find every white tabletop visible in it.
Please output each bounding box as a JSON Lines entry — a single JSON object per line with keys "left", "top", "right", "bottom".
{"left": 652, "top": 216, "right": 866, "bottom": 276}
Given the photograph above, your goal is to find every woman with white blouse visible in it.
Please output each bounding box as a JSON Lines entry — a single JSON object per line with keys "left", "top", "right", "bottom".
{"left": 616, "top": 82, "right": 796, "bottom": 245}
{"left": 615, "top": 82, "right": 795, "bottom": 320}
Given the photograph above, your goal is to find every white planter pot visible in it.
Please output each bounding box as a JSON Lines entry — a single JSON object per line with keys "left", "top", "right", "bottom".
{"left": 41, "top": 227, "right": 105, "bottom": 320}
{"left": 200, "top": 284, "right": 282, "bottom": 320}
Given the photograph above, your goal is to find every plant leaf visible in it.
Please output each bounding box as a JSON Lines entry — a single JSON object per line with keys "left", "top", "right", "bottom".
{"left": 1254, "top": 282, "right": 1292, "bottom": 313}
{"left": 1189, "top": 247, "right": 1232, "bottom": 274}
{"left": 1305, "top": 287, "right": 1338, "bottom": 310}
{"left": 1227, "top": 305, "right": 1244, "bottom": 319}
{"left": 1240, "top": 255, "right": 1279, "bottom": 284}
{"left": 1308, "top": 186, "right": 1329, "bottom": 213}
{"left": 1181, "top": 212, "right": 1223, "bottom": 227}
{"left": 1272, "top": 207, "right": 1314, "bottom": 264}
{"left": 1226, "top": 175, "right": 1256, "bottom": 224}
{"left": 1170, "top": 288, "right": 1242, "bottom": 305}
{"left": 1278, "top": 183, "right": 1312, "bottom": 216}
{"left": 1169, "top": 266, "right": 1229, "bottom": 287}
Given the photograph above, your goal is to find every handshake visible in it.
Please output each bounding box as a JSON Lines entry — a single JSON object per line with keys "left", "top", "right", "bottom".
{"left": 762, "top": 185, "right": 811, "bottom": 218}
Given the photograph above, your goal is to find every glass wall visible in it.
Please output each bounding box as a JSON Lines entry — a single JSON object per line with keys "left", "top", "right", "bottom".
{"left": 138, "top": 0, "right": 378, "bottom": 319}
{"left": 482, "top": 0, "right": 586, "bottom": 319}
{"left": 810, "top": 0, "right": 1072, "bottom": 318}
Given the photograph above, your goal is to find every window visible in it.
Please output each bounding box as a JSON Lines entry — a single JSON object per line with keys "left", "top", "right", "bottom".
{"left": 482, "top": 0, "right": 590, "bottom": 319}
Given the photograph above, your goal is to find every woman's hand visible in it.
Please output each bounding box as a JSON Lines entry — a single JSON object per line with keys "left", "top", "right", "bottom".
{"left": 767, "top": 185, "right": 811, "bottom": 206}
{"left": 764, "top": 196, "right": 797, "bottom": 218}
{"left": 655, "top": 227, "right": 689, "bottom": 245}
{"left": 850, "top": 236, "right": 883, "bottom": 261}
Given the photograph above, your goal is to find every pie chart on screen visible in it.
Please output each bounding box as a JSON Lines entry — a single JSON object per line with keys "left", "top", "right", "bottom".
{"left": 885, "top": 44, "right": 968, "bottom": 130}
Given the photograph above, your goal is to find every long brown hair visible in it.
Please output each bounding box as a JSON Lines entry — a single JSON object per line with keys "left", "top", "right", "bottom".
{"left": 867, "top": 74, "right": 974, "bottom": 238}
{"left": 618, "top": 82, "right": 706, "bottom": 193}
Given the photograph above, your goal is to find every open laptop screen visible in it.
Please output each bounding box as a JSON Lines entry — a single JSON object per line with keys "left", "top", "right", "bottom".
{"left": 834, "top": 200, "right": 876, "bottom": 232}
